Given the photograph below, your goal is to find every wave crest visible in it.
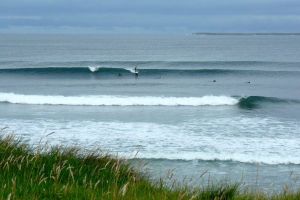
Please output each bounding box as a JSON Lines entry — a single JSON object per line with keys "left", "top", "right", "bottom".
{"left": 88, "top": 66, "right": 100, "bottom": 72}
{"left": 0, "top": 93, "right": 238, "bottom": 106}
{"left": 238, "top": 96, "right": 297, "bottom": 109}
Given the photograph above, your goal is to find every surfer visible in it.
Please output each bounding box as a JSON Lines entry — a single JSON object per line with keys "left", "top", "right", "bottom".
{"left": 134, "top": 66, "right": 139, "bottom": 78}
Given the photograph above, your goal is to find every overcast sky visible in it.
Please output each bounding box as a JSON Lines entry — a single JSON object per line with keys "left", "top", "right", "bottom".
{"left": 0, "top": 0, "right": 300, "bottom": 33}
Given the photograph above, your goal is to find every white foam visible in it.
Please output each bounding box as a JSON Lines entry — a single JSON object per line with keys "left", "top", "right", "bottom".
{"left": 0, "top": 93, "right": 239, "bottom": 106}
{"left": 88, "top": 66, "right": 100, "bottom": 72}
{"left": 2, "top": 117, "right": 300, "bottom": 165}
{"left": 88, "top": 66, "right": 137, "bottom": 74}
{"left": 125, "top": 68, "right": 138, "bottom": 74}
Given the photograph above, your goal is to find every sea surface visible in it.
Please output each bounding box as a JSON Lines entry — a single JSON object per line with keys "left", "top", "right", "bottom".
{"left": 0, "top": 34, "right": 300, "bottom": 192}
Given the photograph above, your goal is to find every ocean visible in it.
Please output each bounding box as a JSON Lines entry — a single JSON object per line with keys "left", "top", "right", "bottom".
{"left": 0, "top": 34, "right": 300, "bottom": 192}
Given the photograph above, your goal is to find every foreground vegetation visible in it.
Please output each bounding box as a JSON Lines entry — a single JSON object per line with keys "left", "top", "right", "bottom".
{"left": 0, "top": 135, "right": 299, "bottom": 199}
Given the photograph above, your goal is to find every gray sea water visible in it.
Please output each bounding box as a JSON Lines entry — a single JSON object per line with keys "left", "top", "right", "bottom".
{"left": 0, "top": 34, "right": 300, "bottom": 192}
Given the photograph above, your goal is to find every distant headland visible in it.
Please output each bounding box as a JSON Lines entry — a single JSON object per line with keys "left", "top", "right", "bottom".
{"left": 193, "top": 32, "right": 300, "bottom": 35}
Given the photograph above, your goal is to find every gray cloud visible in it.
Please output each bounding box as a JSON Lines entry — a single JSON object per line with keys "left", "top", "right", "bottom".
{"left": 0, "top": 0, "right": 300, "bottom": 33}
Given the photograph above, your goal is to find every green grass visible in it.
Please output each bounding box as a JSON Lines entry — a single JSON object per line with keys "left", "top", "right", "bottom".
{"left": 0, "top": 135, "right": 299, "bottom": 200}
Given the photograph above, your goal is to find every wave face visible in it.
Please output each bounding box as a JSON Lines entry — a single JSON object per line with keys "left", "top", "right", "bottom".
{"left": 0, "top": 66, "right": 298, "bottom": 77}
{"left": 0, "top": 93, "right": 238, "bottom": 106}
{"left": 238, "top": 96, "right": 297, "bottom": 109}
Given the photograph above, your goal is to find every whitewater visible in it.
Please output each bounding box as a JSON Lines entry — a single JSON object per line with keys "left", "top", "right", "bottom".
{"left": 0, "top": 93, "right": 238, "bottom": 106}
{"left": 2, "top": 117, "right": 300, "bottom": 165}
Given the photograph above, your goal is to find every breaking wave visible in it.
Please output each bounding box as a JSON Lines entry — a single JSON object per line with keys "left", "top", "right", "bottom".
{"left": 0, "top": 93, "right": 238, "bottom": 106}
{"left": 0, "top": 93, "right": 298, "bottom": 108}
{"left": 238, "top": 96, "right": 299, "bottom": 109}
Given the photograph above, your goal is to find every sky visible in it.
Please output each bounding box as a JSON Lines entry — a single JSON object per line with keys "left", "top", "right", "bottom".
{"left": 0, "top": 0, "right": 300, "bottom": 34}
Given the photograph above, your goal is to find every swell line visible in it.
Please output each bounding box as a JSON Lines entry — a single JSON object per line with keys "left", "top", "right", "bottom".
{"left": 0, "top": 93, "right": 298, "bottom": 108}
{"left": 0, "top": 66, "right": 298, "bottom": 77}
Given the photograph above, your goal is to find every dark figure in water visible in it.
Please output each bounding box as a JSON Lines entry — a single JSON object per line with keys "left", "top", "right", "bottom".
{"left": 247, "top": 81, "right": 251, "bottom": 84}
{"left": 134, "top": 66, "right": 139, "bottom": 78}
{"left": 213, "top": 80, "right": 216, "bottom": 83}
{"left": 118, "top": 73, "right": 122, "bottom": 77}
